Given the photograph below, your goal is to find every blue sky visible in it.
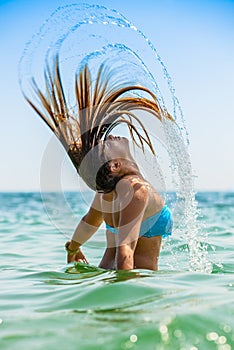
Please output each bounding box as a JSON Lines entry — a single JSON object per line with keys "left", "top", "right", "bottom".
{"left": 0, "top": 0, "right": 234, "bottom": 191}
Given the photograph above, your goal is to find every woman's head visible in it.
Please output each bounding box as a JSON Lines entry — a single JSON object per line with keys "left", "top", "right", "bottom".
{"left": 78, "top": 135, "right": 137, "bottom": 193}
{"left": 25, "top": 56, "right": 173, "bottom": 192}
{"left": 95, "top": 135, "right": 137, "bottom": 193}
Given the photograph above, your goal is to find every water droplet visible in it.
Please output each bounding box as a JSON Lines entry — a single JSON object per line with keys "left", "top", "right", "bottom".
{"left": 206, "top": 332, "right": 219, "bottom": 341}
{"left": 217, "top": 336, "right": 227, "bottom": 345}
{"left": 130, "top": 334, "right": 138, "bottom": 343}
{"left": 130, "top": 25, "right": 137, "bottom": 31}
{"left": 223, "top": 325, "right": 231, "bottom": 333}
{"left": 174, "top": 329, "right": 183, "bottom": 338}
{"left": 218, "top": 345, "right": 231, "bottom": 350}
{"left": 159, "top": 325, "right": 168, "bottom": 334}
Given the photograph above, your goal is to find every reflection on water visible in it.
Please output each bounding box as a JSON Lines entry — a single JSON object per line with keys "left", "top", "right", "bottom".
{"left": 0, "top": 192, "right": 234, "bottom": 349}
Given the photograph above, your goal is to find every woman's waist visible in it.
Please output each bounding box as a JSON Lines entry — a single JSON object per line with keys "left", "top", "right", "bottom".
{"left": 105, "top": 205, "right": 171, "bottom": 233}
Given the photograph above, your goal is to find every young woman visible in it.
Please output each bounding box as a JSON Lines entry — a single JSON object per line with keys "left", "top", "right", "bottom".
{"left": 25, "top": 56, "right": 173, "bottom": 270}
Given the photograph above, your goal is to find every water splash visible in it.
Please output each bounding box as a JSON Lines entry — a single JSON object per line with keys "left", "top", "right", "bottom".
{"left": 19, "top": 3, "right": 212, "bottom": 273}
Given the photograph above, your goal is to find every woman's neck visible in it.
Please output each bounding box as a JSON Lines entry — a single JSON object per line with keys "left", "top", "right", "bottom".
{"left": 121, "top": 160, "right": 143, "bottom": 179}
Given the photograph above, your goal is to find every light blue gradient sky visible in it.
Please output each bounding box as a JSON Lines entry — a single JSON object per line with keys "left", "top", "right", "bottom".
{"left": 0, "top": 0, "right": 234, "bottom": 191}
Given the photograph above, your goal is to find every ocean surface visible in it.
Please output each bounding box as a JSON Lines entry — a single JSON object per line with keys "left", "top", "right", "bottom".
{"left": 0, "top": 191, "right": 233, "bottom": 350}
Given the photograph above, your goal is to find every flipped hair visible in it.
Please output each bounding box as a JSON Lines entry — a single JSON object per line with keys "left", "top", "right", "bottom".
{"left": 24, "top": 55, "right": 173, "bottom": 191}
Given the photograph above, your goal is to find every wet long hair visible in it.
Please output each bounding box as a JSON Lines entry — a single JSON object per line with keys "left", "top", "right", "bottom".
{"left": 24, "top": 55, "right": 173, "bottom": 192}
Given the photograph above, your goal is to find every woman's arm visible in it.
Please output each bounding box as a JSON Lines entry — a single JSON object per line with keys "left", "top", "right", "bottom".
{"left": 66, "top": 193, "right": 103, "bottom": 263}
{"left": 116, "top": 181, "right": 149, "bottom": 270}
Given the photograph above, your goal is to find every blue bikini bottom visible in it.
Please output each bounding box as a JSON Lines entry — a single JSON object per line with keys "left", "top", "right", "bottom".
{"left": 105, "top": 205, "right": 173, "bottom": 239}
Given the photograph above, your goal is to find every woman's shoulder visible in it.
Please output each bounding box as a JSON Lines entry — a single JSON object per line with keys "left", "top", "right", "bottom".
{"left": 120, "top": 176, "right": 164, "bottom": 215}
{"left": 116, "top": 175, "right": 150, "bottom": 198}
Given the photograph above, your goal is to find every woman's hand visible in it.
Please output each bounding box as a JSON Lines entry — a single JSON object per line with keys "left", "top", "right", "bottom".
{"left": 65, "top": 240, "right": 89, "bottom": 264}
{"left": 67, "top": 248, "right": 89, "bottom": 264}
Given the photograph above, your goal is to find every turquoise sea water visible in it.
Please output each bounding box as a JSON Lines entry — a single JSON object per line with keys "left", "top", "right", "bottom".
{"left": 0, "top": 191, "right": 234, "bottom": 350}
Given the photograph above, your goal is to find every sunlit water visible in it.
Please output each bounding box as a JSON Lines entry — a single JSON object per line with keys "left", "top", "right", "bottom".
{"left": 0, "top": 192, "right": 234, "bottom": 349}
